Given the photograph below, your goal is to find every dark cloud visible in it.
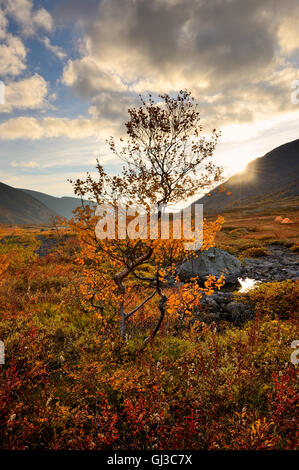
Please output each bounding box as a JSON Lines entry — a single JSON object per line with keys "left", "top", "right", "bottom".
{"left": 60, "top": 0, "right": 299, "bottom": 130}
{"left": 85, "top": 0, "right": 296, "bottom": 81}
{"left": 53, "top": 0, "right": 102, "bottom": 23}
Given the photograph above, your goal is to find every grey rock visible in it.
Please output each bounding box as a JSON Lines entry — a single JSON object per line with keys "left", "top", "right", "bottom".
{"left": 178, "top": 247, "right": 242, "bottom": 284}
{"left": 226, "top": 301, "right": 245, "bottom": 314}
{"left": 241, "top": 246, "right": 299, "bottom": 282}
{"left": 199, "top": 312, "right": 221, "bottom": 323}
{"left": 204, "top": 298, "right": 219, "bottom": 309}
{"left": 226, "top": 302, "right": 254, "bottom": 324}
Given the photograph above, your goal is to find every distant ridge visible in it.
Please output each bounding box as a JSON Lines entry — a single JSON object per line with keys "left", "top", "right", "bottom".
{"left": 0, "top": 182, "right": 58, "bottom": 224}
{"left": 1, "top": 138, "right": 298, "bottom": 224}
{"left": 19, "top": 188, "right": 87, "bottom": 220}
{"left": 196, "top": 139, "right": 299, "bottom": 213}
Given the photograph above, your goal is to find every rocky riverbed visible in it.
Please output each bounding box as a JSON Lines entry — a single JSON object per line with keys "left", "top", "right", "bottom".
{"left": 177, "top": 245, "right": 299, "bottom": 285}
{"left": 178, "top": 245, "right": 298, "bottom": 326}
{"left": 241, "top": 245, "right": 299, "bottom": 282}
{"left": 194, "top": 290, "right": 255, "bottom": 326}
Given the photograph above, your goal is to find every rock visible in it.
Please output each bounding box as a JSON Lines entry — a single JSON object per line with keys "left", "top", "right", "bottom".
{"left": 226, "top": 302, "right": 254, "bottom": 324}
{"left": 219, "top": 311, "right": 231, "bottom": 321}
{"left": 226, "top": 301, "right": 245, "bottom": 315}
{"left": 177, "top": 247, "right": 242, "bottom": 284}
{"left": 198, "top": 312, "right": 221, "bottom": 323}
{"left": 241, "top": 245, "right": 299, "bottom": 282}
{"left": 204, "top": 297, "right": 219, "bottom": 309}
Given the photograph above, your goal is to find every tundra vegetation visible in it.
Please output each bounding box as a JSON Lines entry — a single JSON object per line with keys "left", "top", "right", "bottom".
{"left": 0, "top": 92, "right": 298, "bottom": 450}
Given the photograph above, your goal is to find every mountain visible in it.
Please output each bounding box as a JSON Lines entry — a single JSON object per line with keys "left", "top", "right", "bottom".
{"left": 0, "top": 182, "right": 58, "bottom": 224}
{"left": 19, "top": 188, "right": 87, "bottom": 219}
{"left": 196, "top": 139, "right": 299, "bottom": 213}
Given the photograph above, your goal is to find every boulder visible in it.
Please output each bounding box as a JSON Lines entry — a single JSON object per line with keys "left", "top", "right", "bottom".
{"left": 226, "top": 302, "right": 254, "bottom": 324}
{"left": 177, "top": 247, "right": 242, "bottom": 284}
{"left": 200, "top": 297, "right": 219, "bottom": 311}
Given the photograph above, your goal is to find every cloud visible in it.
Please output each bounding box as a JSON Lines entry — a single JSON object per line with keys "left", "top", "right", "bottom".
{"left": 0, "top": 8, "right": 7, "bottom": 39}
{"left": 3, "top": 0, "right": 54, "bottom": 36}
{"left": 32, "top": 8, "right": 53, "bottom": 33}
{"left": 0, "top": 117, "right": 45, "bottom": 140}
{"left": 58, "top": 0, "right": 299, "bottom": 130}
{"left": 53, "top": 0, "right": 102, "bottom": 24}
{"left": 1, "top": 74, "right": 49, "bottom": 112}
{"left": 62, "top": 57, "right": 127, "bottom": 96}
{"left": 11, "top": 160, "right": 39, "bottom": 168}
{"left": 0, "top": 116, "right": 119, "bottom": 140}
{"left": 0, "top": 33, "right": 27, "bottom": 77}
{"left": 0, "top": 1, "right": 56, "bottom": 78}
{"left": 278, "top": 5, "right": 299, "bottom": 54}
{"left": 41, "top": 37, "right": 66, "bottom": 60}
{"left": 1, "top": 0, "right": 299, "bottom": 145}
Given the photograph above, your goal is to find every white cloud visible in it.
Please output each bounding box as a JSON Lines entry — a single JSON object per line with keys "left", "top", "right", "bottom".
{"left": 0, "top": 33, "right": 27, "bottom": 77}
{"left": 0, "top": 2, "right": 56, "bottom": 78}
{"left": 278, "top": 7, "right": 299, "bottom": 54}
{"left": 0, "top": 117, "right": 44, "bottom": 140}
{"left": 0, "top": 116, "right": 119, "bottom": 140}
{"left": 11, "top": 160, "right": 39, "bottom": 168}
{"left": 32, "top": 8, "right": 54, "bottom": 33}
{"left": 1, "top": 74, "right": 49, "bottom": 112}
{"left": 41, "top": 37, "right": 66, "bottom": 60}
{"left": 62, "top": 57, "right": 127, "bottom": 96}
{"left": 3, "top": 0, "right": 54, "bottom": 36}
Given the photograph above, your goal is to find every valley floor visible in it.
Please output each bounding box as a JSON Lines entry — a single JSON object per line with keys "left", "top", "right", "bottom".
{"left": 0, "top": 205, "right": 298, "bottom": 450}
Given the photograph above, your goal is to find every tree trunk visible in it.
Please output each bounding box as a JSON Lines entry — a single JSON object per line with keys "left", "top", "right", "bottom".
{"left": 141, "top": 294, "right": 167, "bottom": 351}
{"left": 119, "top": 298, "right": 126, "bottom": 340}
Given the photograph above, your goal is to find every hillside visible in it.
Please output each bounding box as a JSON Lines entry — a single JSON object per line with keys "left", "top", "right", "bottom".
{"left": 19, "top": 188, "right": 87, "bottom": 219}
{"left": 0, "top": 182, "right": 58, "bottom": 224}
{"left": 197, "top": 139, "right": 299, "bottom": 213}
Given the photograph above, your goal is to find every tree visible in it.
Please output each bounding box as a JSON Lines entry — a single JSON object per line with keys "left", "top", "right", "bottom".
{"left": 70, "top": 91, "right": 224, "bottom": 346}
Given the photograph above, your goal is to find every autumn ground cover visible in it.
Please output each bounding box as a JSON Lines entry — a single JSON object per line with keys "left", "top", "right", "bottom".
{"left": 0, "top": 208, "right": 298, "bottom": 450}
{"left": 213, "top": 199, "right": 299, "bottom": 257}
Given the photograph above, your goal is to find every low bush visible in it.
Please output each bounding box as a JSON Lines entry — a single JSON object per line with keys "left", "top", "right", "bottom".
{"left": 269, "top": 239, "right": 293, "bottom": 247}
{"left": 241, "top": 247, "right": 269, "bottom": 258}
{"left": 236, "top": 280, "right": 298, "bottom": 320}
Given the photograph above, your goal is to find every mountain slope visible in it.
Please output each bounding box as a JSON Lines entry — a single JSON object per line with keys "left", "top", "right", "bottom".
{"left": 196, "top": 139, "right": 299, "bottom": 212}
{"left": 0, "top": 182, "right": 58, "bottom": 224}
{"left": 19, "top": 189, "right": 86, "bottom": 219}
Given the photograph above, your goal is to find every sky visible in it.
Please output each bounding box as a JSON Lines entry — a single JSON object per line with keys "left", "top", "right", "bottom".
{"left": 0, "top": 0, "right": 298, "bottom": 198}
